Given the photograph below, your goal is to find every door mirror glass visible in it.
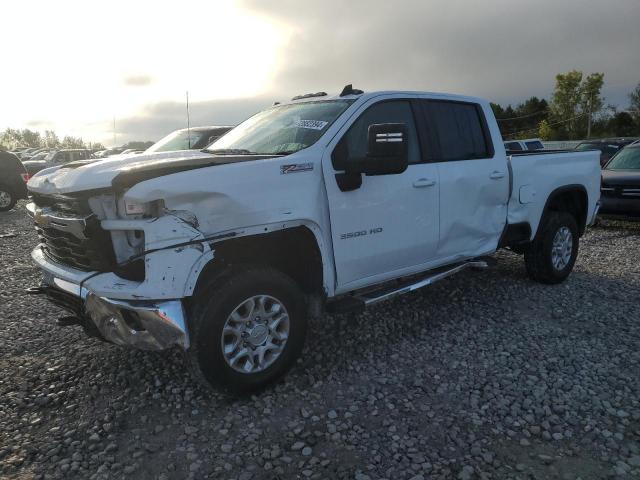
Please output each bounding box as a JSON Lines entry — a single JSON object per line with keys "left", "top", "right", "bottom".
{"left": 345, "top": 123, "right": 409, "bottom": 175}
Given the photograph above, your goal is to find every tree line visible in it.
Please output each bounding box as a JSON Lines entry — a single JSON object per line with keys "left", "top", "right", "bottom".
{"left": 493, "top": 71, "right": 640, "bottom": 141}
{"left": 0, "top": 128, "right": 105, "bottom": 152}
{"left": 0, "top": 129, "right": 154, "bottom": 152}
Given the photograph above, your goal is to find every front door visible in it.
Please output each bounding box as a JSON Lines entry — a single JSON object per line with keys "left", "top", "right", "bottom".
{"left": 322, "top": 97, "right": 440, "bottom": 292}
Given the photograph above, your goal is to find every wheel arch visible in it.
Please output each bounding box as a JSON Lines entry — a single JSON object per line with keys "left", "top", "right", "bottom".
{"left": 187, "top": 222, "right": 330, "bottom": 300}
{"left": 540, "top": 184, "right": 589, "bottom": 237}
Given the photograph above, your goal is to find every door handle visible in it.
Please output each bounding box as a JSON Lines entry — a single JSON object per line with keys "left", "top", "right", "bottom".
{"left": 413, "top": 178, "right": 437, "bottom": 188}
{"left": 489, "top": 171, "right": 506, "bottom": 180}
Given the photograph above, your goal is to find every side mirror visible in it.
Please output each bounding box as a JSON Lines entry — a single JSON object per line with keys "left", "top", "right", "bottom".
{"left": 356, "top": 123, "right": 409, "bottom": 175}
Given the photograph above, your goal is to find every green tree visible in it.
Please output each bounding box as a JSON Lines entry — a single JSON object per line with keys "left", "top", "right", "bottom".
{"left": 538, "top": 119, "right": 554, "bottom": 140}
{"left": 550, "top": 70, "right": 584, "bottom": 139}
{"left": 580, "top": 73, "right": 605, "bottom": 136}
{"left": 608, "top": 112, "right": 638, "bottom": 137}
{"left": 61, "top": 136, "right": 86, "bottom": 148}
{"left": 630, "top": 82, "right": 640, "bottom": 126}
{"left": 0, "top": 128, "right": 43, "bottom": 149}
{"left": 44, "top": 130, "right": 60, "bottom": 148}
{"left": 549, "top": 70, "right": 605, "bottom": 139}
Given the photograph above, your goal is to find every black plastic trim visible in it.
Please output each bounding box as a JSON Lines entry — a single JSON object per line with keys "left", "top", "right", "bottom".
{"left": 498, "top": 222, "right": 532, "bottom": 248}
{"left": 541, "top": 184, "right": 589, "bottom": 235}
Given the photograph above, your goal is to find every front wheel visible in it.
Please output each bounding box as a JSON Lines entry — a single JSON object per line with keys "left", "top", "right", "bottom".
{"left": 524, "top": 211, "right": 579, "bottom": 284}
{"left": 0, "top": 186, "right": 16, "bottom": 212}
{"left": 187, "top": 266, "right": 307, "bottom": 393}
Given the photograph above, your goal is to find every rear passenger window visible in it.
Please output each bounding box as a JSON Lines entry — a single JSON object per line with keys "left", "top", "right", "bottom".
{"left": 505, "top": 142, "right": 523, "bottom": 151}
{"left": 423, "top": 101, "right": 491, "bottom": 161}
{"left": 342, "top": 100, "right": 421, "bottom": 165}
{"left": 525, "top": 141, "right": 544, "bottom": 150}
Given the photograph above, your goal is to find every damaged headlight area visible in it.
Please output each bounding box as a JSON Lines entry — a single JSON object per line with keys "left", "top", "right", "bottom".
{"left": 121, "top": 198, "right": 165, "bottom": 218}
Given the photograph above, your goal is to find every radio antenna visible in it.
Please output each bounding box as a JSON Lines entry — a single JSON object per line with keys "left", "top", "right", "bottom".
{"left": 186, "top": 91, "right": 191, "bottom": 148}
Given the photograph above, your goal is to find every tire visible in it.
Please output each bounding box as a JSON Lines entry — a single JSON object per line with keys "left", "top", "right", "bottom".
{"left": 187, "top": 266, "right": 307, "bottom": 393}
{"left": 524, "top": 211, "right": 579, "bottom": 284}
{"left": 0, "top": 185, "right": 16, "bottom": 212}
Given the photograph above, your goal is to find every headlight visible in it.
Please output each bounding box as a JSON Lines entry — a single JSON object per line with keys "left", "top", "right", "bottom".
{"left": 124, "top": 199, "right": 146, "bottom": 215}
{"left": 122, "top": 198, "right": 164, "bottom": 217}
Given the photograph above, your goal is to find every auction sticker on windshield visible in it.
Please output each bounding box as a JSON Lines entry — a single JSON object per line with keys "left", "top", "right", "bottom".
{"left": 294, "top": 119, "right": 328, "bottom": 130}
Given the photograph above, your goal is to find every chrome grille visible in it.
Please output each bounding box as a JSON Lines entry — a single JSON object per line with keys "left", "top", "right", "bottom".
{"left": 601, "top": 185, "right": 640, "bottom": 198}
{"left": 32, "top": 195, "right": 116, "bottom": 272}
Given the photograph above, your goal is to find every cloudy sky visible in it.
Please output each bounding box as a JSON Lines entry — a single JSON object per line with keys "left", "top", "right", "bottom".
{"left": 1, "top": 0, "right": 638, "bottom": 145}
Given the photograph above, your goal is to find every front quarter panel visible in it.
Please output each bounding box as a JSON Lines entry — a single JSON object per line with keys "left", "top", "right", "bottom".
{"left": 121, "top": 149, "right": 336, "bottom": 294}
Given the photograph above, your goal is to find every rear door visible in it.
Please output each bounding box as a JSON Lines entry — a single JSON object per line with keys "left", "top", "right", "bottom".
{"left": 418, "top": 99, "right": 509, "bottom": 259}
{"left": 323, "top": 96, "right": 440, "bottom": 291}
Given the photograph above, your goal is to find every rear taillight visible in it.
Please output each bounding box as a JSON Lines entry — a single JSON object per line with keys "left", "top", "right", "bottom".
{"left": 20, "top": 173, "right": 30, "bottom": 183}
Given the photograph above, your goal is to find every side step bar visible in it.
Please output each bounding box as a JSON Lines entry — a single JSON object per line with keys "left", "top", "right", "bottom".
{"left": 326, "top": 260, "right": 490, "bottom": 313}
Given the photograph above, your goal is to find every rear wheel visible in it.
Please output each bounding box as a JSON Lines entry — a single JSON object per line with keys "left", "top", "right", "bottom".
{"left": 0, "top": 186, "right": 16, "bottom": 212}
{"left": 524, "top": 211, "right": 578, "bottom": 284}
{"left": 187, "top": 266, "right": 307, "bottom": 393}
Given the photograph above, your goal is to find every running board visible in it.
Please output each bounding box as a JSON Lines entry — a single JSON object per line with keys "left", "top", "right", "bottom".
{"left": 325, "top": 260, "right": 491, "bottom": 314}
{"left": 355, "top": 260, "right": 489, "bottom": 307}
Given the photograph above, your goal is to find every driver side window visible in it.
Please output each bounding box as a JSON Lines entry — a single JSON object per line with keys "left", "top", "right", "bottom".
{"left": 343, "top": 100, "right": 421, "bottom": 164}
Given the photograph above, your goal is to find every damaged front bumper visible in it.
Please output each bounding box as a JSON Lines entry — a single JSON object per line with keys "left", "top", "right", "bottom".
{"left": 31, "top": 248, "right": 190, "bottom": 351}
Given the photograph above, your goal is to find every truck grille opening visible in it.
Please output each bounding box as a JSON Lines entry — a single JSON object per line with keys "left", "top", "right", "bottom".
{"left": 32, "top": 194, "right": 116, "bottom": 272}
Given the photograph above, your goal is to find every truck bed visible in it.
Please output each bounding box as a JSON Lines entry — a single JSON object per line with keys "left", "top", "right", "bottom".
{"left": 506, "top": 150, "right": 601, "bottom": 239}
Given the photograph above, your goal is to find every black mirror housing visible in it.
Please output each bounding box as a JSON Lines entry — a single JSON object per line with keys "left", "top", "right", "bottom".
{"left": 360, "top": 123, "right": 409, "bottom": 175}
{"left": 331, "top": 122, "right": 410, "bottom": 181}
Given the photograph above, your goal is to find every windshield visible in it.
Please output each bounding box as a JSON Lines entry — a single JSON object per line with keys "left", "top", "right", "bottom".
{"left": 575, "top": 143, "right": 599, "bottom": 151}
{"left": 146, "top": 130, "right": 208, "bottom": 153}
{"left": 605, "top": 147, "right": 640, "bottom": 170}
{"left": 205, "top": 100, "right": 354, "bottom": 155}
{"left": 576, "top": 142, "right": 620, "bottom": 156}
{"left": 44, "top": 150, "right": 57, "bottom": 161}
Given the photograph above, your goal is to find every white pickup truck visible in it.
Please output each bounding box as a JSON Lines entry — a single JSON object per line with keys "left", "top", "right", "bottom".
{"left": 26, "top": 86, "right": 601, "bottom": 391}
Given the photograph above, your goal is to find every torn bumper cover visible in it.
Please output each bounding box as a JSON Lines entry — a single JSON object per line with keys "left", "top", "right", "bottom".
{"left": 85, "top": 294, "right": 189, "bottom": 350}
{"left": 37, "top": 271, "right": 189, "bottom": 351}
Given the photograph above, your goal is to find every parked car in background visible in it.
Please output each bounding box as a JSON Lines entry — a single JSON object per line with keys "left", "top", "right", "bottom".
{"left": 120, "top": 149, "right": 144, "bottom": 155}
{"left": 22, "top": 149, "right": 92, "bottom": 175}
{"left": 575, "top": 138, "right": 638, "bottom": 167}
{"left": 504, "top": 138, "right": 545, "bottom": 152}
{"left": 0, "top": 150, "right": 29, "bottom": 211}
{"left": 600, "top": 143, "right": 640, "bottom": 219}
{"left": 15, "top": 147, "right": 41, "bottom": 160}
{"left": 27, "top": 151, "right": 50, "bottom": 162}
{"left": 145, "top": 126, "right": 233, "bottom": 154}
{"left": 10, "top": 147, "right": 30, "bottom": 155}
{"left": 20, "top": 148, "right": 49, "bottom": 160}
{"left": 98, "top": 147, "right": 128, "bottom": 158}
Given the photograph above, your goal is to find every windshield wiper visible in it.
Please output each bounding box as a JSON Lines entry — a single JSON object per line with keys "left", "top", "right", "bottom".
{"left": 206, "top": 148, "right": 256, "bottom": 155}
{"left": 269, "top": 150, "right": 298, "bottom": 156}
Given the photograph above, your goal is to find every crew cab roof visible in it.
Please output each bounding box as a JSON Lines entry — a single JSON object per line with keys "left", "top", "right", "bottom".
{"left": 282, "top": 89, "right": 488, "bottom": 107}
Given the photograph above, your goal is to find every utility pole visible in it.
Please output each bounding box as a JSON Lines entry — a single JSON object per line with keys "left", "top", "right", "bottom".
{"left": 586, "top": 94, "right": 593, "bottom": 139}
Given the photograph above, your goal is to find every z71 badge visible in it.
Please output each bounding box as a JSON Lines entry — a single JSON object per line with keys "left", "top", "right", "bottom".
{"left": 340, "top": 227, "right": 383, "bottom": 240}
{"left": 281, "top": 163, "right": 314, "bottom": 174}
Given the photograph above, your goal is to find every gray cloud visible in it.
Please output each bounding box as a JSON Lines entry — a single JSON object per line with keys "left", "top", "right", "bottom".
{"left": 123, "top": 74, "right": 153, "bottom": 87}
{"left": 111, "top": 96, "right": 274, "bottom": 144}
{"left": 244, "top": 0, "right": 640, "bottom": 106}
{"left": 26, "top": 119, "right": 54, "bottom": 128}
{"left": 108, "top": 1, "right": 640, "bottom": 144}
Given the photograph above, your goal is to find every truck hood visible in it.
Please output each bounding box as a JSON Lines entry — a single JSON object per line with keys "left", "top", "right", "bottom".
{"left": 27, "top": 150, "right": 279, "bottom": 195}
{"left": 27, "top": 150, "right": 211, "bottom": 194}
{"left": 601, "top": 169, "right": 640, "bottom": 186}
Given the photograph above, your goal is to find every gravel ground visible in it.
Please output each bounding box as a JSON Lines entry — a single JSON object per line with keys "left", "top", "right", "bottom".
{"left": 1, "top": 202, "right": 639, "bottom": 480}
